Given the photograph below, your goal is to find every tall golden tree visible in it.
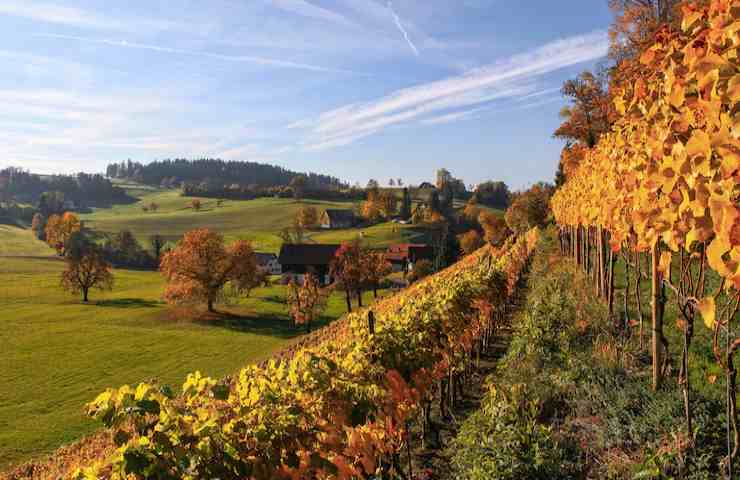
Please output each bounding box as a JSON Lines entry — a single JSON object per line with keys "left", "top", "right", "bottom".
{"left": 554, "top": 71, "right": 614, "bottom": 148}
{"left": 287, "top": 273, "right": 329, "bottom": 333}
{"left": 45, "top": 212, "right": 81, "bottom": 256}
{"left": 608, "top": 0, "right": 683, "bottom": 63}
{"left": 160, "top": 229, "right": 257, "bottom": 312}
{"left": 61, "top": 248, "right": 113, "bottom": 303}
{"left": 296, "top": 206, "right": 319, "bottom": 229}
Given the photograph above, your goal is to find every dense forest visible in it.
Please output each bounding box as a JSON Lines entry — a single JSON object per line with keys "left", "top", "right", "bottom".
{"left": 106, "top": 159, "right": 347, "bottom": 192}
{"left": 0, "top": 167, "right": 131, "bottom": 213}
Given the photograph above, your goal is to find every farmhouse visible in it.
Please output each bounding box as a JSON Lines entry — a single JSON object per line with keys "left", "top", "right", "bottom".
{"left": 386, "top": 243, "right": 434, "bottom": 273}
{"left": 255, "top": 252, "right": 281, "bottom": 275}
{"left": 278, "top": 243, "right": 340, "bottom": 285}
{"left": 320, "top": 209, "right": 355, "bottom": 229}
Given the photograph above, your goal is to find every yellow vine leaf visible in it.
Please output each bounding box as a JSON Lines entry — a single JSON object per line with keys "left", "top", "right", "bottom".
{"left": 697, "top": 296, "right": 716, "bottom": 330}
{"left": 686, "top": 130, "right": 711, "bottom": 160}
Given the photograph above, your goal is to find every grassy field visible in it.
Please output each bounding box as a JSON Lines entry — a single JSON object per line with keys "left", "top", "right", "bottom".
{"left": 0, "top": 225, "right": 54, "bottom": 256}
{"left": 79, "top": 190, "right": 426, "bottom": 252}
{"left": 0, "top": 257, "right": 382, "bottom": 469}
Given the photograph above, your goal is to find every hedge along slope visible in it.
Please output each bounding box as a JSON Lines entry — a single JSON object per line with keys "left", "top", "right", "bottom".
{"left": 70, "top": 229, "right": 539, "bottom": 480}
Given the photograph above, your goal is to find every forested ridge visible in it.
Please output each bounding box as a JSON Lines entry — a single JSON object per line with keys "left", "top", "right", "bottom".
{"left": 106, "top": 159, "right": 346, "bottom": 190}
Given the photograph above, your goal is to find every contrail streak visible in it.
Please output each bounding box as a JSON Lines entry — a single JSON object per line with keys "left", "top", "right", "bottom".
{"left": 34, "top": 33, "right": 359, "bottom": 74}
{"left": 387, "top": 1, "right": 419, "bottom": 57}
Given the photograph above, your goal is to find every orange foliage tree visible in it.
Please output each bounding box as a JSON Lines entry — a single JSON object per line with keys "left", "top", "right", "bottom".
{"left": 287, "top": 273, "right": 329, "bottom": 333}
{"left": 458, "top": 229, "right": 485, "bottom": 254}
{"left": 296, "top": 206, "right": 319, "bottom": 229}
{"left": 61, "top": 248, "right": 113, "bottom": 302}
{"left": 31, "top": 213, "right": 46, "bottom": 240}
{"left": 330, "top": 240, "right": 365, "bottom": 312}
{"left": 478, "top": 212, "right": 511, "bottom": 247}
{"left": 160, "top": 229, "right": 257, "bottom": 312}
{"left": 45, "top": 212, "right": 81, "bottom": 255}
{"left": 363, "top": 251, "right": 391, "bottom": 298}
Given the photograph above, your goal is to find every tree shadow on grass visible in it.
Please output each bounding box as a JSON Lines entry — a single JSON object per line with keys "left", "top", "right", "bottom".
{"left": 189, "top": 309, "right": 299, "bottom": 339}
{"left": 97, "top": 298, "right": 162, "bottom": 309}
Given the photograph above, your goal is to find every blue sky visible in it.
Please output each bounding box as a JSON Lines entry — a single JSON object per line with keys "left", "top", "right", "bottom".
{"left": 0, "top": 0, "right": 613, "bottom": 189}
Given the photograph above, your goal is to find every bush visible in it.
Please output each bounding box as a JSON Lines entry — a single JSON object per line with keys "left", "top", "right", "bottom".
{"left": 451, "top": 383, "right": 576, "bottom": 480}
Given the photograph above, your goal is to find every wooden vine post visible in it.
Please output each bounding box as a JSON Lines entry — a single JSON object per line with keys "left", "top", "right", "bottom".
{"left": 651, "top": 242, "right": 664, "bottom": 391}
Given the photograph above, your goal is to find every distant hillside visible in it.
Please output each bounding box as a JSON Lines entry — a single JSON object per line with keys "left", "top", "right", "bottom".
{"left": 0, "top": 167, "right": 132, "bottom": 212}
{"left": 106, "top": 159, "right": 347, "bottom": 191}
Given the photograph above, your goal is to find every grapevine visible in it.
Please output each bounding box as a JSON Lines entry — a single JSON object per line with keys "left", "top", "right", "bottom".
{"left": 70, "top": 230, "right": 539, "bottom": 479}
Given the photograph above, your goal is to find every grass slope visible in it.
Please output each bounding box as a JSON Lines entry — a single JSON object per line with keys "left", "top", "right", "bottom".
{"left": 81, "top": 191, "right": 425, "bottom": 252}
{"left": 0, "top": 257, "right": 380, "bottom": 469}
{"left": 0, "top": 225, "right": 54, "bottom": 257}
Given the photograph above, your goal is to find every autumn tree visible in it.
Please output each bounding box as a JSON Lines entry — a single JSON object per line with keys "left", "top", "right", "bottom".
{"left": 505, "top": 183, "right": 553, "bottom": 234}
{"left": 458, "top": 230, "right": 485, "bottom": 254}
{"left": 408, "top": 259, "right": 434, "bottom": 284}
{"left": 330, "top": 240, "right": 365, "bottom": 312}
{"left": 290, "top": 175, "right": 307, "bottom": 201}
{"left": 45, "top": 212, "right": 82, "bottom": 256}
{"left": 377, "top": 191, "right": 398, "bottom": 218}
{"left": 160, "top": 229, "right": 258, "bottom": 312}
{"left": 608, "top": 0, "right": 683, "bottom": 63}
{"left": 287, "top": 273, "right": 328, "bottom": 333}
{"left": 191, "top": 199, "right": 202, "bottom": 211}
{"left": 31, "top": 213, "right": 46, "bottom": 240}
{"left": 296, "top": 206, "right": 319, "bottom": 229}
{"left": 363, "top": 251, "right": 391, "bottom": 298}
{"left": 279, "top": 220, "right": 308, "bottom": 244}
{"left": 61, "top": 246, "right": 113, "bottom": 303}
{"left": 362, "top": 187, "right": 383, "bottom": 223}
{"left": 554, "top": 71, "right": 614, "bottom": 148}
{"left": 478, "top": 212, "right": 511, "bottom": 247}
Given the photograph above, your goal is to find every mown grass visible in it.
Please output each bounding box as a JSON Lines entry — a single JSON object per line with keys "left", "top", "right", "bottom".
{"left": 0, "top": 257, "right": 382, "bottom": 469}
{"left": 0, "top": 225, "right": 54, "bottom": 256}
{"left": 79, "top": 191, "right": 420, "bottom": 252}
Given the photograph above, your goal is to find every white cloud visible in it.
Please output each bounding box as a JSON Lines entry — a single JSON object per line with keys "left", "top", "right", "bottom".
{"left": 268, "top": 0, "right": 359, "bottom": 28}
{"left": 35, "top": 33, "right": 360, "bottom": 74}
{"left": 294, "top": 30, "right": 608, "bottom": 150}
{"left": 0, "top": 0, "right": 181, "bottom": 32}
{"left": 420, "top": 107, "right": 484, "bottom": 125}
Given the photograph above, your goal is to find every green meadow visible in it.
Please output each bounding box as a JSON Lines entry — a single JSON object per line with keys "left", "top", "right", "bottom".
{"left": 79, "top": 190, "right": 423, "bottom": 252}
{"left": 0, "top": 225, "right": 54, "bottom": 256}
{"left": 0, "top": 187, "right": 416, "bottom": 469}
{"left": 0, "top": 256, "right": 383, "bottom": 468}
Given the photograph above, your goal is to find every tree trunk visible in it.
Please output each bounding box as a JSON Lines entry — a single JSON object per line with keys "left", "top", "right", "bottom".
{"left": 651, "top": 243, "right": 664, "bottom": 391}
{"left": 345, "top": 290, "right": 352, "bottom": 313}
{"left": 608, "top": 248, "right": 616, "bottom": 316}
{"left": 635, "top": 250, "right": 645, "bottom": 349}
{"left": 208, "top": 298, "right": 215, "bottom": 313}
{"left": 83, "top": 287, "right": 89, "bottom": 303}
{"left": 357, "top": 290, "right": 363, "bottom": 308}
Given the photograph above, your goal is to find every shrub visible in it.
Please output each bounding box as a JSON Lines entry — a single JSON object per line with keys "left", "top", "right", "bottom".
{"left": 450, "top": 383, "right": 575, "bottom": 480}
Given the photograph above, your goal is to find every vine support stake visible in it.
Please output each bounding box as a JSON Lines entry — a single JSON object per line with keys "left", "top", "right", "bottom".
{"left": 651, "top": 242, "right": 664, "bottom": 391}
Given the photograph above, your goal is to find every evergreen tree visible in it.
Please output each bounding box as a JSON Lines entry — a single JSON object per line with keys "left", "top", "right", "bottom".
{"left": 400, "top": 188, "right": 412, "bottom": 220}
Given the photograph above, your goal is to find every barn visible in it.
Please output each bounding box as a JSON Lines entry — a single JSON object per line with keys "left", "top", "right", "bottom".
{"left": 320, "top": 209, "right": 355, "bottom": 229}
{"left": 278, "top": 244, "right": 341, "bottom": 285}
